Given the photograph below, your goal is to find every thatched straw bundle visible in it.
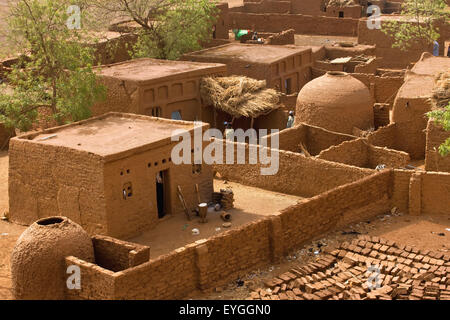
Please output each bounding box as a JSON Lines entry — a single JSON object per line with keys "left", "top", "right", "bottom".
{"left": 430, "top": 71, "right": 450, "bottom": 109}
{"left": 200, "top": 76, "right": 280, "bottom": 119}
{"left": 327, "top": 0, "right": 356, "bottom": 7}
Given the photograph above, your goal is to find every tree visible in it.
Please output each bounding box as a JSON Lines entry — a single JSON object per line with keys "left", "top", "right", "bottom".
{"left": 428, "top": 102, "right": 450, "bottom": 156}
{"left": 381, "top": 0, "right": 448, "bottom": 51}
{"left": 0, "top": 0, "right": 106, "bottom": 131}
{"left": 87, "top": 0, "right": 219, "bottom": 60}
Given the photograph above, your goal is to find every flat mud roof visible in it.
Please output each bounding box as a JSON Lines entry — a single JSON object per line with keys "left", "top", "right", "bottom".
{"left": 20, "top": 113, "right": 198, "bottom": 159}
{"left": 96, "top": 58, "right": 226, "bottom": 84}
{"left": 184, "top": 43, "right": 310, "bottom": 64}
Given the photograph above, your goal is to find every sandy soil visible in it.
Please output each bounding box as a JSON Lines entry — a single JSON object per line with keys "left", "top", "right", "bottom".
{"left": 130, "top": 180, "right": 301, "bottom": 258}
{"left": 189, "top": 213, "right": 450, "bottom": 300}
{"left": 0, "top": 151, "right": 448, "bottom": 300}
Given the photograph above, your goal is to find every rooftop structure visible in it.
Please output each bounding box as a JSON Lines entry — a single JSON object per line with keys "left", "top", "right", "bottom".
{"left": 92, "top": 58, "right": 227, "bottom": 121}
{"left": 9, "top": 113, "right": 213, "bottom": 238}
{"left": 182, "top": 43, "right": 313, "bottom": 94}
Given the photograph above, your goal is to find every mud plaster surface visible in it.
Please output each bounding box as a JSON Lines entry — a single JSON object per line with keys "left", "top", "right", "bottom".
{"left": 191, "top": 214, "right": 450, "bottom": 300}
{"left": 186, "top": 43, "right": 308, "bottom": 64}
{"left": 97, "top": 59, "right": 224, "bottom": 82}
{"left": 129, "top": 180, "right": 302, "bottom": 258}
{"left": 30, "top": 115, "right": 193, "bottom": 157}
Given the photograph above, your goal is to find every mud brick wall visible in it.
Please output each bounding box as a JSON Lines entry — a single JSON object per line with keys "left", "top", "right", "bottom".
{"left": 290, "top": 0, "right": 324, "bottom": 15}
{"left": 92, "top": 235, "right": 150, "bottom": 272}
{"left": 352, "top": 73, "right": 404, "bottom": 106}
{"left": 303, "top": 123, "right": 356, "bottom": 156}
{"left": 425, "top": 120, "right": 450, "bottom": 173}
{"left": 231, "top": 0, "right": 292, "bottom": 13}
{"left": 214, "top": 140, "right": 374, "bottom": 197}
{"left": 367, "top": 123, "right": 397, "bottom": 150}
{"left": 317, "top": 138, "right": 409, "bottom": 169}
{"left": 373, "top": 103, "right": 390, "bottom": 129}
{"left": 266, "top": 29, "right": 295, "bottom": 45}
{"left": 228, "top": 12, "right": 359, "bottom": 36}
{"left": 113, "top": 245, "right": 199, "bottom": 299}
{"left": 391, "top": 170, "right": 450, "bottom": 216}
{"left": 65, "top": 256, "right": 116, "bottom": 300}
{"left": 391, "top": 169, "right": 413, "bottom": 213}
{"left": 324, "top": 45, "right": 376, "bottom": 60}
{"left": 357, "top": 20, "right": 430, "bottom": 68}
{"left": 421, "top": 172, "right": 450, "bottom": 216}
{"left": 369, "top": 144, "right": 410, "bottom": 169}
{"left": 279, "top": 170, "right": 392, "bottom": 253}
{"left": 264, "top": 123, "right": 355, "bottom": 155}
{"left": 317, "top": 139, "right": 369, "bottom": 168}
{"left": 197, "top": 219, "right": 273, "bottom": 288}
{"left": 8, "top": 139, "right": 107, "bottom": 235}
{"left": 103, "top": 142, "right": 213, "bottom": 239}
{"left": 358, "top": 19, "right": 450, "bottom": 68}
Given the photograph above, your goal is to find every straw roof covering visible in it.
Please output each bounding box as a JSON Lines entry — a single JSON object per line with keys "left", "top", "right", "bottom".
{"left": 200, "top": 76, "right": 280, "bottom": 119}
{"left": 327, "top": 0, "right": 356, "bottom": 7}
{"left": 430, "top": 71, "right": 450, "bottom": 109}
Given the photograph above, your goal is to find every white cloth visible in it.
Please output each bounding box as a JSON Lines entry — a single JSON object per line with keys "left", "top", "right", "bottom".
{"left": 224, "top": 128, "right": 235, "bottom": 141}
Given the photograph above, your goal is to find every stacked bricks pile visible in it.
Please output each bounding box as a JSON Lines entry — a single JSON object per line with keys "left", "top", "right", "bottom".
{"left": 212, "top": 192, "right": 223, "bottom": 204}
{"left": 220, "top": 189, "right": 234, "bottom": 210}
{"left": 248, "top": 236, "right": 450, "bottom": 300}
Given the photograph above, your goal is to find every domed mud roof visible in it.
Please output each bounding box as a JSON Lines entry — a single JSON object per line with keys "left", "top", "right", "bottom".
{"left": 295, "top": 71, "right": 374, "bottom": 134}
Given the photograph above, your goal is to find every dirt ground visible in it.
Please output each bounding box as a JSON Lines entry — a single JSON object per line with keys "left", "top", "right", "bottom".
{"left": 0, "top": 151, "right": 449, "bottom": 300}
{"left": 130, "top": 180, "right": 301, "bottom": 258}
{"left": 188, "top": 213, "right": 450, "bottom": 300}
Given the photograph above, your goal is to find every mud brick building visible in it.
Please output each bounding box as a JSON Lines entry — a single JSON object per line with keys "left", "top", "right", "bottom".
{"left": 92, "top": 58, "right": 227, "bottom": 122}
{"left": 182, "top": 43, "right": 313, "bottom": 95}
{"left": 8, "top": 113, "right": 213, "bottom": 239}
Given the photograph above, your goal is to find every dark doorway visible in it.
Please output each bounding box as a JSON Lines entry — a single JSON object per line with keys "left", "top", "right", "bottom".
{"left": 156, "top": 170, "right": 168, "bottom": 219}
{"left": 339, "top": 11, "right": 344, "bottom": 18}
{"left": 285, "top": 78, "right": 292, "bottom": 94}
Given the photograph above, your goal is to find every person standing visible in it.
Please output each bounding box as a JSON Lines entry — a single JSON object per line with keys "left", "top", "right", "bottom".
{"left": 433, "top": 40, "right": 440, "bottom": 56}
{"left": 286, "top": 111, "right": 295, "bottom": 128}
{"left": 224, "top": 121, "right": 235, "bottom": 141}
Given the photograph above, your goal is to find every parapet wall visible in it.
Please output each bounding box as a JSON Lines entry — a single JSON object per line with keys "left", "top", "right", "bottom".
{"left": 229, "top": 12, "right": 359, "bottom": 36}
{"left": 425, "top": 120, "right": 450, "bottom": 173}
{"left": 66, "top": 170, "right": 393, "bottom": 300}
{"left": 65, "top": 166, "right": 450, "bottom": 300}
{"left": 213, "top": 140, "right": 373, "bottom": 197}
{"left": 352, "top": 73, "right": 404, "bottom": 107}
{"left": 263, "top": 123, "right": 356, "bottom": 156}
{"left": 317, "top": 138, "right": 410, "bottom": 169}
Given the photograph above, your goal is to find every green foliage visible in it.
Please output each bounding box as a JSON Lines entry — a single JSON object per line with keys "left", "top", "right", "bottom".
{"left": 0, "top": 0, "right": 106, "bottom": 131}
{"left": 88, "top": 0, "right": 218, "bottom": 60}
{"left": 428, "top": 102, "right": 450, "bottom": 156}
{"left": 381, "top": 0, "right": 448, "bottom": 51}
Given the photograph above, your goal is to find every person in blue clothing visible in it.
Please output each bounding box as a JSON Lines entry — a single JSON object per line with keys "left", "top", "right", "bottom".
{"left": 433, "top": 40, "right": 440, "bottom": 56}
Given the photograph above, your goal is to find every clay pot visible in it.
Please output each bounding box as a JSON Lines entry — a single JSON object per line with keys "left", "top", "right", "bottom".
{"left": 295, "top": 71, "right": 374, "bottom": 134}
{"left": 11, "top": 216, "right": 94, "bottom": 300}
{"left": 220, "top": 211, "right": 231, "bottom": 222}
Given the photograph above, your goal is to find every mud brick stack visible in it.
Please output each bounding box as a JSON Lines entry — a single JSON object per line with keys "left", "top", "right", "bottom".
{"left": 220, "top": 189, "right": 234, "bottom": 210}
{"left": 212, "top": 192, "right": 223, "bottom": 204}
{"left": 248, "top": 236, "right": 450, "bottom": 300}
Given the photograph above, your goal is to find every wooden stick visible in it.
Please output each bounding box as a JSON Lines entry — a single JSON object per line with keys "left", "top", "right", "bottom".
{"left": 195, "top": 184, "right": 201, "bottom": 205}
{"left": 177, "top": 185, "right": 191, "bottom": 221}
{"left": 298, "top": 142, "right": 311, "bottom": 157}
